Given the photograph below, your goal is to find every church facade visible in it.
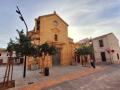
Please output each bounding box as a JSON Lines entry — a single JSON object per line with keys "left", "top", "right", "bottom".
{"left": 28, "top": 12, "right": 78, "bottom": 67}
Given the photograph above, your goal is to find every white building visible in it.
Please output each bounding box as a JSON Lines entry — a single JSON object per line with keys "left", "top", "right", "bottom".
{"left": 79, "top": 38, "right": 90, "bottom": 45}
{"left": 0, "top": 48, "right": 24, "bottom": 65}
{"left": 0, "top": 48, "right": 8, "bottom": 64}
{"left": 92, "top": 33, "right": 120, "bottom": 63}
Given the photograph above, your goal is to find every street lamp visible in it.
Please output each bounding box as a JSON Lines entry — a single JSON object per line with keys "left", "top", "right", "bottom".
{"left": 16, "top": 6, "right": 28, "bottom": 34}
{"left": 89, "top": 39, "right": 94, "bottom": 56}
{"left": 89, "top": 38, "right": 96, "bottom": 68}
{"left": 16, "top": 5, "right": 28, "bottom": 78}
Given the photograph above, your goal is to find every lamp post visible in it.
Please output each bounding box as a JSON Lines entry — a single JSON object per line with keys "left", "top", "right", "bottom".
{"left": 89, "top": 39, "right": 94, "bottom": 55}
{"left": 89, "top": 38, "right": 96, "bottom": 68}
{"left": 16, "top": 5, "right": 28, "bottom": 78}
{"left": 16, "top": 5, "right": 28, "bottom": 34}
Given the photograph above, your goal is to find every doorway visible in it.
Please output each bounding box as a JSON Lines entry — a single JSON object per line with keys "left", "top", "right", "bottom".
{"left": 101, "top": 52, "right": 106, "bottom": 62}
{"left": 52, "top": 48, "right": 61, "bottom": 66}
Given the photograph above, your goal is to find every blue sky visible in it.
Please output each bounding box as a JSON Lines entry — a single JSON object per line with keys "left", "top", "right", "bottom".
{"left": 0, "top": 0, "right": 120, "bottom": 48}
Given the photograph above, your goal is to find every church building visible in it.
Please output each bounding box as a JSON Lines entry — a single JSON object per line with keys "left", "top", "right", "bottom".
{"left": 28, "top": 11, "right": 78, "bottom": 67}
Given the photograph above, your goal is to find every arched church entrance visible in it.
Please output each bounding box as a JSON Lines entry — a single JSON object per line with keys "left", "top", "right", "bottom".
{"left": 52, "top": 48, "right": 61, "bottom": 66}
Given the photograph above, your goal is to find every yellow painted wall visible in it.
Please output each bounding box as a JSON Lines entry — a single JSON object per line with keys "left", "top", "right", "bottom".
{"left": 28, "top": 12, "right": 79, "bottom": 68}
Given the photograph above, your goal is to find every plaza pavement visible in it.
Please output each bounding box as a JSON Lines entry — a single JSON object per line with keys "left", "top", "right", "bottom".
{"left": 1, "top": 64, "right": 104, "bottom": 90}
{"left": 0, "top": 64, "right": 85, "bottom": 87}
{"left": 43, "top": 64, "right": 120, "bottom": 90}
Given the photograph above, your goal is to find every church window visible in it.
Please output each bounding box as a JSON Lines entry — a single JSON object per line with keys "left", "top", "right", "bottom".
{"left": 54, "top": 34, "right": 58, "bottom": 41}
{"left": 99, "top": 39, "right": 104, "bottom": 47}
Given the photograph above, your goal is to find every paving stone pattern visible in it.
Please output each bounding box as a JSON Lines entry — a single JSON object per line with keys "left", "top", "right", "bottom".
{"left": 43, "top": 64, "right": 120, "bottom": 90}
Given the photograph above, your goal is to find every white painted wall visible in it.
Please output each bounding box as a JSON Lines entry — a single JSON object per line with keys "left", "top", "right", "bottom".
{"left": 93, "top": 33, "right": 120, "bottom": 63}
{"left": 107, "top": 34, "right": 120, "bottom": 61}
{"left": 0, "top": 52, "right": 8, "bottom": 63}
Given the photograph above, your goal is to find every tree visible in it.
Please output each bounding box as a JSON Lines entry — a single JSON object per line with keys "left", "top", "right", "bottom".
{"left": 7, "top": 30, "right": 57, "bottom": 77}
{"left": 75, "top": 45, "right": 93, "bottom": 56}
{"left": 7, "top": 30, "right": 33, "bottom": 78}
{"left": 38, "top": 43, "right": 57, "bottom": 74}
{"left": 7, "top": 39, "right": 16, "bottom": 52}
{"left": 75, "top": 45, "right": 94, "bottom": 66}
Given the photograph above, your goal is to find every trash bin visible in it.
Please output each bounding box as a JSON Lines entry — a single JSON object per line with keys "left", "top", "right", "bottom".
{"left": 44, "top": 67, "right": 49, "bottom": 76}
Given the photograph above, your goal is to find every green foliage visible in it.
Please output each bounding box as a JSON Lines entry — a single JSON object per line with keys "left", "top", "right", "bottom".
{"left": 7, "top": 30, "right": 33, "bottom": 56}
{"left": 38, "top": 42, "right": 57, "bottom": 56}
{"left": 7, "top": 39, "right": 16, "bottom": 52}
{"left": 7, "top": 31, "right": 57, "bottom": 58}
{"left": 29, "top": 45, "right": 38, "bottom": 57}
{"left": 6, "top": 29, "right": 57, "bottom": 77}
{"left": 16, "top": 30, "right": 32, "bottom": 56}
{"left": 39, "top": 43, "right": 49, "bottom": 55}
{"left": 48, "top": 45, "right": 57, "bottom": 55}
{"left": 75, "top": 45, "right": 93, "bottom": 56}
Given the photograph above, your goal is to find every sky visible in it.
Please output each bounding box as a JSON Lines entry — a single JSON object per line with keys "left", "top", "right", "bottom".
{"left": 0, "top": 0, "right": 120, "bottom": 48}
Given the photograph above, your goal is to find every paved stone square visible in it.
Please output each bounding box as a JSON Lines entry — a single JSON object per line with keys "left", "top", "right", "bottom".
{"left": 6, "top": 65, "right": 102, "bottom": 90}
{"left": 0, "top": 64, "right": 86, "bottom": 88}
{"left": 43, "top": 64, "right": 120, "bottom": 90}
{"left": 1, "top": 64, "right": 118, "bottom": 90}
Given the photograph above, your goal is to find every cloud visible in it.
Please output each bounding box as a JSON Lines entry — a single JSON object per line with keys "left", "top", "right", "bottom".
{"left": 60, "top": 0, "right": 120, "bottom": 26}
{"left": 0, "top": 0, "right": 120, "bottom": 48}
{"left": 63, "top": 0, "right": 120, "bottom": 44}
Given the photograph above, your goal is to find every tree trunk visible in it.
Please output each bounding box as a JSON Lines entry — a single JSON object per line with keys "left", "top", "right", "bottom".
{"left": 41, "top": 55, "right": 45, "bottom": 73}
{"left": 23, "top": 56, "right": 26, "bottom": 78}
{"left": 81, "top": 55, "right": 84, "bottom": 66}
